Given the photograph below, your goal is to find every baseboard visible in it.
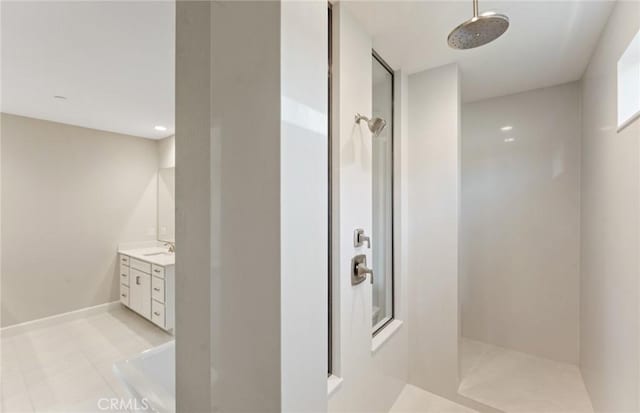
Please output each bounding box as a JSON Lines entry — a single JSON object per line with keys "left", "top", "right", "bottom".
{"left": 1, "top": 301, "right": 121, "bottom": 337}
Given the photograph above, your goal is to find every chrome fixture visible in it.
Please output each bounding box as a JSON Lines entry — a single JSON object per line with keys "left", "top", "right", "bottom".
{"left": 355, "top": 113, "right": 387, "bottom": 137}
{"left": 448, "top": 0, "right": 509, "bottom": 50}
{"left": 164, "top": 242, "right": 175, "bottom": 253}
{"left": 352, "top": 254, "right": 374, "bottom": 285}
{"left": 354, "top": 228, "right": 371, "bottom": 248}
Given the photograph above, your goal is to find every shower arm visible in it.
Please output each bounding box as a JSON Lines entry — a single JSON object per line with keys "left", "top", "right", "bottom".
{"left": 473, "top": 0, "right": 479, "bottom": 18}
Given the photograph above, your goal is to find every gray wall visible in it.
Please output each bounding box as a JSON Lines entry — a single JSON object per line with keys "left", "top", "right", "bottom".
{"left": 175, "top": 2, "right": 329, "bottom": 411}
{"left": 580, "top": 1, "right": 640, "bottom": 411}
{"left": 1, "top": 113, "right": 160, "bottom": 327}
{"left": 461, "top": 82, "right": 581, "bottom": 364}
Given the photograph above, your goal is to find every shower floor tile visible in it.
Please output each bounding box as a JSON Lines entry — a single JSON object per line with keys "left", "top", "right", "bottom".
{"left": 459, "top": 338, "right": 593, "bottom": 413}
{"left": 390, "top": 384, "right": 478, "bottom": 413}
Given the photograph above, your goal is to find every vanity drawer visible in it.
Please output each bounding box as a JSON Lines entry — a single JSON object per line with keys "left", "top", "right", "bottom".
{"left": 151, "top": 264, "right": 165, "bottom": 279}
{"left": 120, "top": 255, "right": 130, "bottom": 266}
{"left": 151, "top": 300, "right": 165, "bottom": 327}
{"left": 120, "top": 285, "right": 130, "bottom": 306}
{"left": 152, "top": 277, "right": 165, "bottom": 303}
{"left": 130, "top": 258, "right": 151, "bottom": 274}
{"left": 119, "top": 264, "right": 130, "bottom": 286}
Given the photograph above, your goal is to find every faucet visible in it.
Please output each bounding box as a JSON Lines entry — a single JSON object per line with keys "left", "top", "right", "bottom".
{"left": 164, "top": 242, "right": 175, "bottom": 253}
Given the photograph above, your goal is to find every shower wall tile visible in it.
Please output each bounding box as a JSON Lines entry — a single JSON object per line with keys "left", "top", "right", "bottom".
{"left": 580, "top": 1, "right": 640, "bottom": 411}
{"left": 461, "top": 82, "right": 581, "bottom": 364}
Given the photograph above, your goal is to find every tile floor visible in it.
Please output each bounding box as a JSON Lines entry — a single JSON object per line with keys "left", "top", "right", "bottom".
{"left": 0, "top": 306, "right": 172, "bottom": 413}
{"left": 390, "top": 384, "right": 478, "bottom": 413}
{"left": 459, "top": 338, "right": 594, "bottom": 413}
{"left": 1, "top": 312, "right": 596, "bottom": 413}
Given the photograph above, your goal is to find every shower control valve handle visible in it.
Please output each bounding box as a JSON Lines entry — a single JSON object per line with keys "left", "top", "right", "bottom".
{"left": 357, "top": 262, "right": 374, "bottom": 285}
{"left": 351, "top": 254, "right": 374, "bottom": 286}
{"left": 354, "top": 228, "right": 371, "bottom": 248}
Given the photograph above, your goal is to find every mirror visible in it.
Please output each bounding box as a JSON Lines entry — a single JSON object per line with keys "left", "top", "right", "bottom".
{"left": 158, "top": 167, "right": 175, "bottom": 242}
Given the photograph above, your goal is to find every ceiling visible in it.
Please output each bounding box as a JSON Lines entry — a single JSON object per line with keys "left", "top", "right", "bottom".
{"left": 344, "top": 0, "right": 615, "bottom": 102}
{"left": 1, "top": 1, "right": 614, "bottom": 137}
{"left": 1, "top": 1, "right": 175, "bottom": 139}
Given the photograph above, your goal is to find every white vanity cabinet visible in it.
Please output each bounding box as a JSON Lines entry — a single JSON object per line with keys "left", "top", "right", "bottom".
{"left": 119, "top": 252, "right": 175, "bottom": 332}
{"left": 130, "top": 267, "right": 151, "bottom": 319}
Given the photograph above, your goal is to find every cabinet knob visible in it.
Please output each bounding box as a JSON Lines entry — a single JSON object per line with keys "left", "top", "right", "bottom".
{"left": 154, "top": 312, "right": 161, "bottom": 316}
{"left": 153, "top": 288, "right": 161, "bottom": 292}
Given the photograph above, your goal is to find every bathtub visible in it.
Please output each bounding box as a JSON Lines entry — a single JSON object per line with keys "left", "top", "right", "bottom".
{"left": 113, "top": 341, "right": 175, "bottom": 413}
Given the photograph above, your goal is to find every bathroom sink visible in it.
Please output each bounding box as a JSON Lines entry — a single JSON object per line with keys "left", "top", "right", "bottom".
{"left": 144, "top": 252, "right": 173, "bottom": 257}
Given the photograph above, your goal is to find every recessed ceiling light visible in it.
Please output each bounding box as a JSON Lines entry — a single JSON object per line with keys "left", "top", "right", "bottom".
{"left": 504, "top": 137, "right": 516, "bottom": 143}
{"left": 53, "top": 95, "right": 67, "bottom": 100}
{"left": 501, "top": 125, "right": 513, "bottom": 131}
{"left": 154, "top": 125, "right": 167, "bottom": 132}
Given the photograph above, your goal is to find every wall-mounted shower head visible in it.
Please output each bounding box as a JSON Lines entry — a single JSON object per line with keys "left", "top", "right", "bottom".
{"left": 448, "top": 0, "right": 509, "bottom": 50}
{"left": 355, "top": 113, "right": 387, "bottom": 137}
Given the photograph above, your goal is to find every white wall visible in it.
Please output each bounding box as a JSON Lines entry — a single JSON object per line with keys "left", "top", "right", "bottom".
{"left": 461, "top": 82, "right": 581, "bottom": 364}
{"left": 157, "top": 135, "right": 175, "bottom": 169}
{"left": 1, "top": 113, "right": 159, "bottom": 327}
{"left": 407, "top": 63, "right": 461, "bottom": 398}
{"left": 328, "top": 5, "right": 408, "bottom": 412}
{"left": 281, "top": 1, "right": 329, "bottom": 410}
{"left": 580, "top": 1, "right": 640, "bottom": 411}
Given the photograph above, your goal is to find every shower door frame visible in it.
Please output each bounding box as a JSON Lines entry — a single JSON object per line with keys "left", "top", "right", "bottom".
{"left": 371, "top": 49, "right": 396, "bottom": 337}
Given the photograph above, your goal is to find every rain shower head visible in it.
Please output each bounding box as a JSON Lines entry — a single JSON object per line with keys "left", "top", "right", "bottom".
{"left": 448, "top": 0, "right": 509, "bottom": 50}
{"left": 355, "top": 113, "right": 387, "bottom": 137}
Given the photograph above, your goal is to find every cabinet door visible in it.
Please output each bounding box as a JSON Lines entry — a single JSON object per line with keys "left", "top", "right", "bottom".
{"left": 152, "top": 276, "right": 165, "bottom": 303}
{"left": 130, "top": 268, "right": 151, "bottom": 319}
{"left": 120, "top": 285, "right": 129, "bottom": 306}
{"left": 151, "top": 300, "right": 165, "bottom": 328}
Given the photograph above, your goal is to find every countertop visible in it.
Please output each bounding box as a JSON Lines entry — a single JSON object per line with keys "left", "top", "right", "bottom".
{"left": 119, "top": 246, "right": 175, "bottom": 267}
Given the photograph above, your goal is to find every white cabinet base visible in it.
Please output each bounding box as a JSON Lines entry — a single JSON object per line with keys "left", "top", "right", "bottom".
{"left": 119, "top": 252, "right": 174, "bottom": 333}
